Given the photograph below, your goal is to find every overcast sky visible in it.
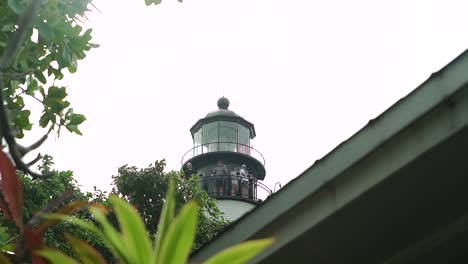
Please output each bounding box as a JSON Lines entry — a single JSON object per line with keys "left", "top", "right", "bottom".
{"left": 22, "top": 0, "right": 468, "bottom": 193}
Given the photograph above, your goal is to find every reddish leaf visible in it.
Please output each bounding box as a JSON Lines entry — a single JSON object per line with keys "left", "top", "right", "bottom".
{"left": 34, "top": 200, "right": 90, "bottom": 234}
{"left": 24, "top": 227, "right": 44, "bottom": 251}
{"left": 23, "top": 228, "right": 48, "bottom": 264}
{"left": 0, "top": 149, "right": 23, "bottom": 227}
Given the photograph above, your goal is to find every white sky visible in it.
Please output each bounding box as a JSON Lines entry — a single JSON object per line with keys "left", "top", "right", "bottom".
{"left": 21, "top": 0, "right": 468, "bottom": 193}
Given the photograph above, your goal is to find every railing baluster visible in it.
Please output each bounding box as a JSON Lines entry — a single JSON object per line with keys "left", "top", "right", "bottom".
{"left": 181, "top": 142, "right": 266, "bottom": 166}
{"left": 197, "top": 174, "right": 271, "bottom": 203}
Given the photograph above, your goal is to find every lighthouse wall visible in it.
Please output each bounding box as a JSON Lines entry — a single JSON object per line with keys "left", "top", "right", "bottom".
{"left": 216, "top": 200, "right": 256, "bottom": 222}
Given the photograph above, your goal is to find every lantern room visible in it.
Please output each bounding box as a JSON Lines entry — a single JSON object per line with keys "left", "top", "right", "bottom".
{"left": 181, "top": 97, "right": 270, "bottom": 220}
{"left": 182, "top": 97, "right": 266, "bottom": 181}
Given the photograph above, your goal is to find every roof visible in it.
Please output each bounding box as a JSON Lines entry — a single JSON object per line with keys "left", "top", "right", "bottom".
{"left": 189, "top": 97, "right": 257, "bottom": 138}
{"left": 205, "top": 108, "right": 241, "bottom": 118}
{"left": 190, "top": 49, "right": 468, "bottom": 263}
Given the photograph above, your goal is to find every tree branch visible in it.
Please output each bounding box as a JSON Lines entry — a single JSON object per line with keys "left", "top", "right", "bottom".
{"left": 27, "top": 190, "right": 73, "bottom": 227}
{"left": 17, "top": 134, "right": 48, "bottom": 156}
{"left": 26, "top": 153, "right": 42, "bottom": 167}
{"left": 0, "top": 0, "right": 52, "bottom": 179}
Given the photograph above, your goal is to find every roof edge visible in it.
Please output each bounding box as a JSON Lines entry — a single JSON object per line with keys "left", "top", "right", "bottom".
{"left": 190, "top": 49, "right": 468, "bottom": 261}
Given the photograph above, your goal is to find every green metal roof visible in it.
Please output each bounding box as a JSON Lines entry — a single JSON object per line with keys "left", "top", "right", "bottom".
{"left": 189, "top": 97, "right": 256, "bottom": 138}
{"left": 190, "top": 49, "right": 468, "bottom": 263}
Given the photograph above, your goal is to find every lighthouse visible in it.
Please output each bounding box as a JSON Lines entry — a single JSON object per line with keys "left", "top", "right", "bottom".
{"left": 181, "top": 97, "right": 271, "bottom": 221}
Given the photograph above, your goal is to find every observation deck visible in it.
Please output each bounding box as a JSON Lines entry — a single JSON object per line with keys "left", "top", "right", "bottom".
{"left": 181, "top": 141, "right": 266, "bottom": 180}
{"left": 181, "top": 97, "right": 270, "bottom": 210}
{"left": 198, "top": 174, "right": 272, "bottom": 204}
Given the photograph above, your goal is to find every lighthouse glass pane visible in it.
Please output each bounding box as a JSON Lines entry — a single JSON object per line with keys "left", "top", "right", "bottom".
{"left": 238, "top": 125, "right": 250, "bottom": 155}
{"left": 203, "top": 122, "right": 218, "bottom": 152}
{"left": 219, "top": 121, "right": 237, "bottom": 152}
{"left": 193, "top": 129, "right": 202, "bottom": 155}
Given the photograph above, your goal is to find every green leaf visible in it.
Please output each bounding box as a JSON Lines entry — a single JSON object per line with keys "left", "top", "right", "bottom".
{"left": 26, "top": 78, "right": 39, "bottom": 95}
{"left": 0, "top": 243, "right": 13, "bottom": 252}
{"left": 1, "top": 24, "right": 15, "bottom": 32}
{"left": 46, "top": 98, "right": 70, "bottom": 113}
{"left": 89, "top": 206, "right": 131, "bottom": 262}
{"left": 66, "top": 124, "right": 82, "bottom": 135}
{"left": 65, "top": 234, "right": 107, "bottom": 264}
{"left": 35, "top": 248, "right": 79, "bottom": 264}
{"left": 39, "top": 113, "right": 51, "bottom": 127}
{"left": 152, "top": 178, "right": 176, "bottom": 263}
{"left": 47, "top": 86, "right": 67, "bottom": 99}
{"left": 7, "top": 0, "right": 25, "bottom": 14}
{"left": 0, "top": 226, "right": 14, "bottom": 252}
{"left": 0, "top": 227, "right": 11, "bottom": 243}
{"left": 15, "top": 110, "right": 31, "bottom": 130}
{"left": 158, "top": 201, "right": 199, "bottom": 264}
{"left": 36, "top": 21, "right": 55, "bottom": 42}
{"left": 45, "top": 99, "right": 65, "bottom": 113}
{"left": 69, "top": 113, "right": 86, "bottom": 126}
{"left": 39, "top": 87, "right": 46, "bottom": 97}
{"left": 35, "top": 71, "right": 47, "bottom": 84}
{"left": 44, "top": 12, "right": 61, "bottom": 27}
{"left": 44, "top": 87, "right": 70, "bottom": 113}
{"left": 68, "top": 58, "right": 77, "bottom": 73}
{"left": 110, "top": 195, "right": 153, "bottom": 264}
{"left": 204, "top": 238, "right": 275, "bottom": 264}
{"left": 144, "top": 0, "right": 163, "bottom": 5}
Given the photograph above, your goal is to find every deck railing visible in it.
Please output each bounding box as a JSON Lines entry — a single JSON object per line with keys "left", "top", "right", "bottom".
{"left": 198, "top": 174, "right": 271, "bottom": 203}
{"left": 181, "top": 142, "right": 265, "bottom": 166}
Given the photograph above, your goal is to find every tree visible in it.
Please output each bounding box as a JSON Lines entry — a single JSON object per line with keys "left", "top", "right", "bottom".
{"left": 112, "top": 160, "right": 228, "bottom": 249}
{"left": 0, "top": 149, "right": 274, "bottom": 264}
{"left": 0, "top": 1, "right": 273, "bottom": 263}
{"left": 5, "top": 155, "right": 114, "bottom": 261}
{"left": 0, "top": 0, "right": 96, "bottom": 179}
{"left": 38, "top": 179, "right": 273, "bottom": 264}
{"left": 1, "top": 0, "right": 94, "bottom": 136}
{"left": 0, "top": 0, "right": 178, "bottom": 182}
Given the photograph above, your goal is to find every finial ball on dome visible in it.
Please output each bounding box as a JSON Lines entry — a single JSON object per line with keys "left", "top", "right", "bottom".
{"left": 217, "top": 97, "right": 230, "bottom": 109}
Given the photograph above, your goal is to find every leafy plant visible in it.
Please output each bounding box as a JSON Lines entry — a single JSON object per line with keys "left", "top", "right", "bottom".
{"left": 0, "top": 148, "right": 273, "bottom": 263}
{"left": 0, "top": 148, "right": 90, "bottom": 263}
{"left": 112, "top": 160, "right": 228, "bottom": 249}
{"left": 0, "top": 0, "right": 272, "bottom": 262}
{"left": 14, "top": 156, "right": 113, "bottom": 261}
{"left": 38, "top": 180, "right": 274, "bottom": 264}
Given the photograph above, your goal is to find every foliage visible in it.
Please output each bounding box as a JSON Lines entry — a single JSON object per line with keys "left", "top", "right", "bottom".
{"left": 0, "top": 1, "right": 271, "bottom": 263}
{"left": 38, "top": 179, "right": 274, "bottom": 264}
{"left": 0, "top": 0, "right": 178, "bottom": 146}
{"left": 18, "top": 155, "right": 113, "bottom": 261}
{"left": 112, "top": 160, "right": 228, "bottom": 249}
{"left": 0, "top": 154, "right": 112, "bottom": 262}
{"left": 0, "top": 151, "right": 273, "bottom": 263}
{"left": 145, "top": 0, "right": 183, "bottom": 6}
{"left": 20, "top": 156, "right": 85, "bottom": 219}
{"left": 0, "top": 0, "right": 98, "bottom": 179}
{"left": 0, "top": 0, "right": 95, "bottom": 138}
